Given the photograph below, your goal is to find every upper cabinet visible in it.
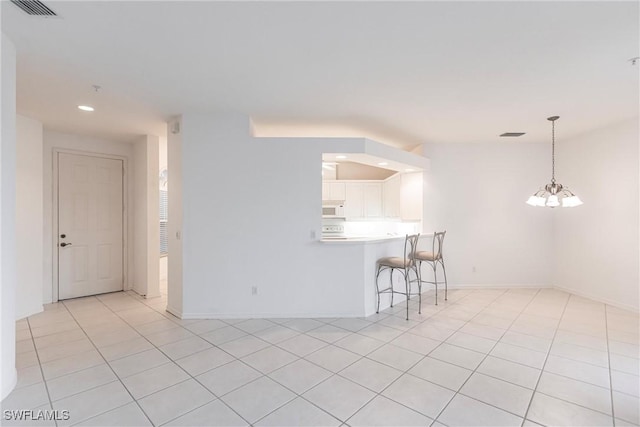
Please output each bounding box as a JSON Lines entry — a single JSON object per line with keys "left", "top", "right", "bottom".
{"left": 399, "top": 173, "right": 423, "bottom": 221}
{"left": 363, "top": 183, "right": 383, "bottom": 218}
{"left": 324, "top": 173, "right": 422, "bottom": 222}
{"left": 344, "top": 182, "right": 383, "bottom": 220}
{"left": 322, "top": 182, "right": 346, "bottom": 201}
{"left": 383, "top": 174, "right": 401, "bottom": 219}
{"left": 344, "top": 183, "right": 364, "bottom": 219}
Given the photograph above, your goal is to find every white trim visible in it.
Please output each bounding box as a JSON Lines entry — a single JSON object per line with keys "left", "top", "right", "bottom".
{"left": 179, "top": 312, "right": 367, "bottom": 320}
{"left": 52, "top": 148, "right": 129, "bottom": 302}
{"left": 15, "top": 306, "right": 43, "bottom": 322}
{"left": 165, "top": 305, "right": 183, "bottom": 319}
{"left": 553, "top": 284, "right": 640, "bottom": 313}
{"left": 445, "top": 283, "right": 553, "bottom": 289}
{"left": 144, "top": 289, "right": 161, "bottom": 299}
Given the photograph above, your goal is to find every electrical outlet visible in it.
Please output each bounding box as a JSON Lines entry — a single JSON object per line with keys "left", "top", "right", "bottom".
{"left": 472, "top": 266, "right": 477, "bottom": 273}
{"left": 310, "top": 230, "right": 316, "bottom": 239}
{"left": 251, "top": 286, "right": 258, "bottom": 295}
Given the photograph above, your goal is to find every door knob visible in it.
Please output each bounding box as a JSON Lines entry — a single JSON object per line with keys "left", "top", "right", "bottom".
{"left": 60, "top": 242, "right": 72, "bottom": 247}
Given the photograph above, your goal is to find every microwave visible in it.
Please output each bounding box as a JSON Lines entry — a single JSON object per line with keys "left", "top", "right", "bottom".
{"left": 322, "top": 202, "right": 345, "bottom": 218}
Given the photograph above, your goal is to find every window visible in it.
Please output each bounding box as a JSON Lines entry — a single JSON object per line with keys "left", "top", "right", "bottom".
{"left": 160, "top": 189, "right": 168, "bottom": 255}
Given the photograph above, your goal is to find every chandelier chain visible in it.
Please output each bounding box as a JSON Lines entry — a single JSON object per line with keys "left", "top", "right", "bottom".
{"left": 551, "top": 118, "right": 555, "bottom": 183}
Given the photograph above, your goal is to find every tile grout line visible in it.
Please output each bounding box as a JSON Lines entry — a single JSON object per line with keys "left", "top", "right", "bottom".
{"left": 14, "top": 288, "right": 633, "bottom": 427}
{"left": 244, "top": 321, "right": 387, "bottom": 425}
{"left": 248, "top": 291, "right": 634, "bottom": 425}
{"left": 59, "top": 297, "right": 159, "bottom": 427}
{"left": 422, "top": 290, "right": 514, "bottom": 423}
{"left": 163, "top": 316, "right": 371, "bottom": 426}
{"left": 604, "top": 304, "right": 617, "bottom": 426}
{"left": 91, "top": 295, "right": 255, "bottom": 427}
{"left": 248, "top": 289, "right": 472, "bottom": 426}
{"left": 246, "top": 302, "right": 450, "bottom": 426}
{"left": 124, "top": 313, "right": 337, "bottom": 424}
{"left": 521, "top": 291, "right": 572, "bottom": 425}
{"left": 423, "top": 288, "right": 536, "bottom": 426}
{"left": 291, "top": 294, "right": 458, "bottom": 426}
{"left": 341, "top": 288, "right": 507, "bottom": 426}
{"left": 24, "top": 317, "right": 59, "bottom": 427}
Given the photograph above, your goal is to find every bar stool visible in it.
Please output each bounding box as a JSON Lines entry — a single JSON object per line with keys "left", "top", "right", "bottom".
{"left": 375, "top": 234, "right": 420, "bottom": 320}
{"left": 413, "top": 231, "right": 448, "bottom": 305}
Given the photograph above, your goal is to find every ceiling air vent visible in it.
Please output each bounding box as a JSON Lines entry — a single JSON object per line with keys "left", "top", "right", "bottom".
{"left": 500, "top": 132, "right": 526, "bottom": 137}
{"left": 10, "top": 0, "right": 57, "bottom": 16}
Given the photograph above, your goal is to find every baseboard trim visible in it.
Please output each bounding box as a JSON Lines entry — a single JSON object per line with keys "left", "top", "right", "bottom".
{"left": 446, "top": 284, "right": 552, "bottom": 290}
{"left": 15, "top": 305, "right": 44, "bottom": 321}
{"left": 165, "top": 305, "right": 183, "bottom": 319}
{"left": 553, "top": 284, "right": 640, "bottom": 313}
{"left": 179, "top": 312, "right": 364, "bottom": 320}
{"left": 143, "top": 291, "right": 162, "bottom": 299}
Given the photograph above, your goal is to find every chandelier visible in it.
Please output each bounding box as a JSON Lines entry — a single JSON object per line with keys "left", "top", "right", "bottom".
{"left": 526, "top": 116, "right": 582, "bottom": 208}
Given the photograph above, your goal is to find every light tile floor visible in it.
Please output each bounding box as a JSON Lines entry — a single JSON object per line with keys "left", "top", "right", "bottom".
{"left": 2, "top": 288, "right": 639, "bottom": 426}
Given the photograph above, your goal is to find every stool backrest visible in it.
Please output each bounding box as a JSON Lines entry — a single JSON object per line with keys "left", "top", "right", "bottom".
{"left": 404, "top": 233, "right": 420, "bottom": 266}
{"left": 433, "top": 231, "right": 446, "bottom": 260}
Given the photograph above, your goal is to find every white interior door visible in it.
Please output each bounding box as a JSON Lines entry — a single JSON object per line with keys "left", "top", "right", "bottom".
{"left": 58, "top": 153, "right": 124, "bottom": 300}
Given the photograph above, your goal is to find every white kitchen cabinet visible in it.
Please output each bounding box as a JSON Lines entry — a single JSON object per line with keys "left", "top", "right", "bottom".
{"left": 364, "top": 183, "right": 383, "bottom": 218}
{"left": 344, "top": 183, "right": 364, "bottom": 218}
{"left": 400, "top": 172, "right": 423, "bottom": 221}
{"left": 381, "top": 172, "right": 422, "bottom": 221}
{"left": 343, "top": 182, "right": 383, "bottom": 220}
{"left": 326, "top": 175, "right": 420, "bottom": 222}
{"left": 322, "top": 182, "right": 346, "bottom": 201}
{"left": 383, "top": 174, "right": 401, "bottom": 219}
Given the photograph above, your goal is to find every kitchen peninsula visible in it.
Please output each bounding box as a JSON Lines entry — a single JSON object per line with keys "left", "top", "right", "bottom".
{"left": 318, "top": 152, "right": 427, "bottom": 316}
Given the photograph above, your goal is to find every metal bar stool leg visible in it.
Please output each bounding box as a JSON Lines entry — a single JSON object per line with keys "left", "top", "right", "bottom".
{"left": 432, "top": 262, "right": 439, "bottom": 306}
{"left": 404, "top": 271, "right": 409, "bottom": 321}
{"left": 375, "top": 265, "right": 383, "bottom": 314}
{"left": 390, "top": 268, "right": 395, "bottom": 308}
{"left": 441, "top": 259, "right": 448, "bottom": 301}
{"left": 416, "top": 265, "right": 422, "bottom": 314}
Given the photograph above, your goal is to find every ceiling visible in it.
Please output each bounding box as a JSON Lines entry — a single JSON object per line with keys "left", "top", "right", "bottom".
{"left": 2, "top": 1, "right": 638, "bottom": 148}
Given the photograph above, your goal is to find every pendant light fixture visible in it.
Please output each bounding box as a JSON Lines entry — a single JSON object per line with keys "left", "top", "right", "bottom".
{"left": 526, "top": 116, "right": 583, "bottom": 208}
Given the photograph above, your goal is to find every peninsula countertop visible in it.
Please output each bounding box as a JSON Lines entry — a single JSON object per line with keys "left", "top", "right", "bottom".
{"left": 320, "top": 235, "right": 409, "bottom": 244}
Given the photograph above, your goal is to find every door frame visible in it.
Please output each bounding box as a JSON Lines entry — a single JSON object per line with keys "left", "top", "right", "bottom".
{"left": 52, "top": 148, "right": 129, "bottom": 302}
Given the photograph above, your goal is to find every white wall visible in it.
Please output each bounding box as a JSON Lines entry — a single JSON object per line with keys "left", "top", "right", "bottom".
{"left": 43, "top": 131, "right": 135, "bottom": 302}
{"left": 133, "top": 135, "right": 160, "bottom": 297}
{"left": 423, "top": 142, "right": 554, "bottom": 287}
{"left": 16, "top": 115, "right": 43, "bottom": 319}
{"left": 554, "top": 118, "right": 639, "bottom": 311}
{"left": 167, "top": 118, "right": 183, "bottom": 316}
{"left": 1, "top": 31, "right": 18, "bottom": 400}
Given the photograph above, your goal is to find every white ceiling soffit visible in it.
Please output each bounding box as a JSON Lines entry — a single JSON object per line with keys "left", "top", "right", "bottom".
{"left": 323, "top": 153, "right": 422, "bottom": 174}
{"left": 2, "top": 1, "right": 638, "bottom": 146}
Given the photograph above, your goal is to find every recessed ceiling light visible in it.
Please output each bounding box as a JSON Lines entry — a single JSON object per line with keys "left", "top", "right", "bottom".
{"left": 78, "top": 105, "right": 94, "bottom": 112}
{"left": 336, "top": 155, "right": 347, "bottom": 159}
{"left": 377, "top": 162, "right": 388, "bottom": 166}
